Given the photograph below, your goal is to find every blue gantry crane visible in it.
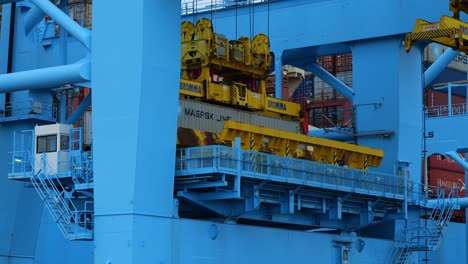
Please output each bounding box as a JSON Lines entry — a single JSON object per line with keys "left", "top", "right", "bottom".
{"left": 0, "top": 0, "right": 468, "bottom": 263}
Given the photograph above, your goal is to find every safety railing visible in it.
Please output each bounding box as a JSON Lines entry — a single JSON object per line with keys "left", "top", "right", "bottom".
{"left": 181, "top": 0, "right": 271, "bottom": 15}
{"left": 425, "top": 103, "right": 467, "bottom": 118}
{"left": 31, "top": 153, "right": 93, "bottom": 240}
{"left": 0, "top": 99, "right": 57, "bottom": 120}
{"left": 9, "top": 150, "right": 33, "bottom": 174}
{"left": 176, "top": 145, "right": 413, "bottom": 200}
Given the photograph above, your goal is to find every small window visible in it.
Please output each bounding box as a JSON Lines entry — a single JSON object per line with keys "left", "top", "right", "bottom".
{"left": 61, "top": 135, "right": 69, "bottom": 151}
{"left": 36, "top": 135, "right": 57, "bottom": 153}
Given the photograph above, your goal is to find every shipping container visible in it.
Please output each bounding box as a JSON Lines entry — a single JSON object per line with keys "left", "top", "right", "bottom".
{"left": 69, "top": 2, "right": 92, "bottom": 28}
{"left": 335, "top": 53, "right": 353, "bottom": 72}
{"left": 317, "top": 55, "right": 335, "bottom": 73}
{"left": 83, "top": 110, "right": 92, "bottom": 147}
{"left": 424, "top": 89, "right": 466, "bottom": 107}
{"left": 317, "top": 53, "right": 353, "bottom": 73}
{"left": 424, "top": 64, "right": 467, "bottom": 88}
{"left": 293, "top": 73, "right": 314, "bottom": 103}
{"left": 336, "top": 71, "right": 353, "bottom": 87}
{"left": 427, "top": 168, "right": 465, "bottom": 197}
{"left": 266, "top": 68, "right": 288, "bottom": 96}
{"left": 68, "top": 0, "right": 92, "bottom": 4}
{"left": 428, "top": 154, "right": 465, "bottom": 174}
{"left": 178, "top": 99, "right": 302, "bottom": 134}
{"left": 424, "top": 43, "right": 468, "bottom": 73}
{"left": 426, "top": 167, "right": 466, "bottom": 223}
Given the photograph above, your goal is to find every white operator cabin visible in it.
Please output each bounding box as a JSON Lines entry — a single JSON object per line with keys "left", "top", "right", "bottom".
{"left": 34, "top": 124, "right": 74, "bottom": 175}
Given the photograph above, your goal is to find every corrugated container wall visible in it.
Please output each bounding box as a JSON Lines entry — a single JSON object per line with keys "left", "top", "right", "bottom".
{"left": 293, "top": 73, "right": 314, "bottom": 103}
{"left": 424, "top": 89, "right": 466, "bottom": 107}
{"left": 428, "top": 154, "right": 465, "bottom": 174}
{"left": 178, "top": 99, "right": 302, "bottom": 134}
{"left": 68, "top": 1, "right": 92, "bottom": 28}
{"left": 83, "top": 110, "right": 92, "bottom": 147}
{"left": 427, "top": 167, "right": 466, "bottom": 223}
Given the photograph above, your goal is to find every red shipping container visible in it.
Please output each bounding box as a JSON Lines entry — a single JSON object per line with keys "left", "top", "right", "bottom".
{"left": 335, "top": 53, "right": 353, "bottom": 72}
{"left": 428, "top": 154, "right": 465, "bottom": 173}
{"left": 317, "top": 55, "right": 335, "bottom": 73}
{"left": 428, "top": 168, "right": 465, "bottom": 197}
{"left": 451, "top": 209, "right": 466, "bottom": 223}
{"left": 424, "top": 89, "right": 465, "bottom": 107}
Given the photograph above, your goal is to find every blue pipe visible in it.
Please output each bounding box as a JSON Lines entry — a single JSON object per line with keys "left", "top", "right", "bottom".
{"left": 424, "top": 151, "right": 468, "bottom": 209}
{"left": 445, "top": 151, "right": 468, "bottom": 171}
{"left": 426, "top": 197, "right": 468, "bottom": 208}
{"left": 308, "top": 129, "right": 353, "bottom": 141}
{"left": 65, "top": 92, "right": 91, "bottom": 125}
{"left": 0, "top": 61, "right": 90, "bottom": 93}
{"left": 23, "top": 5, "right": 45, "bottom": 35}
{"left": 275, "top": 54, "right": 283, "bottom": 99}
{"left": 308, "top": 62, "right": 354, "bottom": 101}
{"left": 30, "top": 0, "right": 91, "bottom": 50}
{"left": 424, "top": 48, "right": 459, "bottom": 85}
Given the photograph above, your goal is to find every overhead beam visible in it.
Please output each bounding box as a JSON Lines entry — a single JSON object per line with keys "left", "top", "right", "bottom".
{"left": 307, "top": 62, "right": 354, "bottom": 101}
{"left": 30, "top": 0, "right": 91, "bottom": 50}
{"left": 424, "top": 48, "right": 459, "bottom": 85}
{"left": 0, "top": 61, "right": 91, "bottom": 93}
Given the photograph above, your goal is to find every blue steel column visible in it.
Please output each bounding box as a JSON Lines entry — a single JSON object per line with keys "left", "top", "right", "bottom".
{"left": 351, "top": 37, "right": 424, "bottom": 181}
{"left": 275, "top": 53, "right": 283, "bottom": 99}
{"left": 92, "top": 2, "right": 180, "bottom": 263}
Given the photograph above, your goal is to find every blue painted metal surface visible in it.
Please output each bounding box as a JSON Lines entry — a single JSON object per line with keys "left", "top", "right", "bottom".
{"left": 425, "top": 48, "right": 460, "bottom": 86}
{"left": 1, "top": 0, "right": 467, "bottom": 263}
{"left": 30, "top": 0, "right": 91, "bottom": 50}
{"left": 307, "top": 62, "right": 354, "bottom": 101}
{"left": 92, "top": 1, "right": 180, "bottom": 263}
{"left": 0, "top": 61, "right": 91, "bottom": 93}
{"left": 64, "top": 91, "right": 91, "bottom": 125}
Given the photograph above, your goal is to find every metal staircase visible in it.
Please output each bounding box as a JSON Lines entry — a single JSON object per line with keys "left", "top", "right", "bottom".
{"left": 69, "top": 128, "right": 93, "bottom": 189}
{"left": 387, "top": 188, "right": 458, "bottom": 264}
{"left": 31, "top": 154, "right": 93, "bottom": 240}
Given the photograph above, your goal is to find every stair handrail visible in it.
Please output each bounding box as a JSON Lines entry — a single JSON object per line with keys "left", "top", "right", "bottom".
{"left": 31, "top": 154, "right": 82, "bottom": 232}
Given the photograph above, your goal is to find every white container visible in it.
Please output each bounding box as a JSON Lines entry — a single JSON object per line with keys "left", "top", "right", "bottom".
{"left": 83, "top": 110, "right": 92, "bottom": 146}
{"left": 178, "top": 99, "right": 302, "bottom": 134}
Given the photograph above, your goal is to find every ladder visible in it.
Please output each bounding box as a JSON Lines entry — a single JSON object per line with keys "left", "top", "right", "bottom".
{"left": 387, "top": 188, "right": 457, "bottom": 264}
{"left": 69, "top": 128, "right": 93, "bottom": 186}
{"left": 30, "top": 153, "right": 93, "bottom": 240}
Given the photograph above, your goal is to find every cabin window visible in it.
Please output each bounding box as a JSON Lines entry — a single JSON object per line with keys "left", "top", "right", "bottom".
{"left": 60, "top": 135, "right": 69, "bottom": 151}
{"left": 36, "top": 135, "right": 57, "bottom": 153}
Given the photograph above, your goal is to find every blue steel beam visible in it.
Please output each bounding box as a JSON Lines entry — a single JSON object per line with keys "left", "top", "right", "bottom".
{"left": 65, "top": 92, "right": 91, "bottom": 125}
{"left": 445, "top": 151, "right": 468, "bottom": 171}
{"left": 424, "top": 48, "right": 459, "bottom": 86}
{"left": 23, "top": 5, "right": 46, "bottom": 35}
{"left": 307, "top": 62, "right": 354, "bottom": 101}
{"left": 0, "top": 61, "right": 90, "bottom": 93}
{"left": 30, "top": 0, "right": 91, "bottom": 50}
{"left": 92, "top": 1, "right": 180, "bottom": 263}
{"left": 308, "top": 129, "right": 353, "bottom": 141}
{"left": 186, "top": 0, "right": 449, "bottom": 55}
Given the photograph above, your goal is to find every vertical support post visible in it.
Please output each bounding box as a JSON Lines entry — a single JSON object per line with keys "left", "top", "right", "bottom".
{"left": 397, "top": 160, "right": 410, "bottom": 219}
{"left": 289, "top": 190, "right": 295, "bottom": 214}
{"left": 275, "top": 54, "right": 283, "bottom": 99}
{"left": 448, "top": 82, "right": 452, "bottom": 116}
{"left": 59, "top": 92, "right": 66, "bottom": 123}
{"left": 92, "top": 1, "right": 180, "bottom": 263}
{"left": 235, "top": 137, "right": 242, "bottom": 198}
{"left": 465, "top": 153, "right": 468, "bottom": 264}
{"left": 337, "top": 197, "right": 343, "bottom": 220}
